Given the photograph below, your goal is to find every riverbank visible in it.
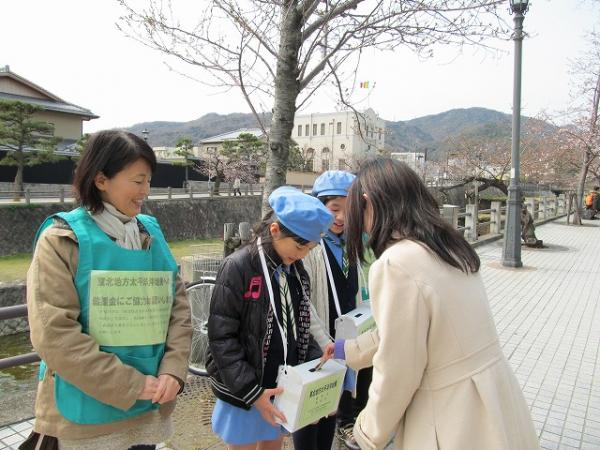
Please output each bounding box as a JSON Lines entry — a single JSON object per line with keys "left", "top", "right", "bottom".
{"left": 0, "top": 332, "right": 37, "bottom": 426}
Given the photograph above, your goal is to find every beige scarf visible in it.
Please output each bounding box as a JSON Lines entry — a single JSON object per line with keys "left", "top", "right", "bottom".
{"left": 90, "top": 202, "right": 142, "bottom": 250}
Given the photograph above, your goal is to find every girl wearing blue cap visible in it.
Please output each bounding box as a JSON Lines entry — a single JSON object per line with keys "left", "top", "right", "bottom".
{"left": 293, "top": 170, "right": 369, "bottom": 450}
{"left": 206, "top": 186, "right": 333, "bottom": 450}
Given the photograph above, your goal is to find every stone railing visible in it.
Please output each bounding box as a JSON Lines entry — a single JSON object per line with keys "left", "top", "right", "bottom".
{"left": 441, "top": 194, "right": 571, "bottom": 243}
{"left": 0, "top": 183, "right": 263, "bottom": 204}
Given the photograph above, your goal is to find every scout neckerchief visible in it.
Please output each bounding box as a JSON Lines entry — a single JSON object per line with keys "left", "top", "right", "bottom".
{"left": 341, "top": 239, "right": 349, "bottom": 277}
{"left": 262, "top": 248, "right": 297, "bottom": 341}
{"left": 323, "top": 232, "right": 345, "bottom": 274}
{"left": 276, "top": 267, "right": 297, "bottom": 341}
{"left": 258, "top": 237, "right": 303, "bottom": 370}
{"left": 322, "top": 238, "right": 370, "bottom": 320}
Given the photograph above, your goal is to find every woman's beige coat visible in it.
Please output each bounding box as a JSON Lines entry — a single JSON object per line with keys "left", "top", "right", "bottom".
{"left": 348, "top": 239, "right": 539, "bottom": 450}
{"left": 27, "top": 224, "right": 191, "bottom": 444}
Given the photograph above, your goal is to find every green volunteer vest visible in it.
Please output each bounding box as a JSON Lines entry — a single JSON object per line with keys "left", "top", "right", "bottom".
{"left": 35, "top": 207, "right": 177, "bottom": 425}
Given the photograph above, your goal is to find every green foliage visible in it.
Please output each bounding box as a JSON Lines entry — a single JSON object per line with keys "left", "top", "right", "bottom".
{"left": 174, "top": 136, "right": 194, "bottom": 165}
{"left": 221, "top": 133, "right": 266, "bottom": 161}
{"left": 70, "top": 133, "right": 90, "bottom": 159}
{"left": 288, "top": 145, "right": 309, "bottom": 172}
{"left": 0, "top": 100, "right": 61, "bottom": 166}
{"left": 480, "top": 194, "right": 507, "bottom": 201}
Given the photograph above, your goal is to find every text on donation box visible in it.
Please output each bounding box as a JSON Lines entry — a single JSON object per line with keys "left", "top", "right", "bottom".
{"left": 334, "top": 304, "right": 376, "bottom": 340}
{"left": 274, "top": 359, "right": 346, "bottom": 432}
{"left": 89, "top": 270, "right": 173, "bottom": 346}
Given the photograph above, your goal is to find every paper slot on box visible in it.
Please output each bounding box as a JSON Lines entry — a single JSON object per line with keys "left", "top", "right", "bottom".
{"left": 334, "top": 304, "right": 376, "bottom": 340}
{"left": 274, "top": 358, "right": 346, "bottom": 432}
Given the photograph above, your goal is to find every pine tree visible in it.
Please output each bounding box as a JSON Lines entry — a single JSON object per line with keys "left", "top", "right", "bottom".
{"left": 0, "top": 100, "right": 60, "bottom": 200}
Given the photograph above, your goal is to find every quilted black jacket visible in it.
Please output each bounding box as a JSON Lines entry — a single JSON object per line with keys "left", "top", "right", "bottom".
{"left": 205, "top": 244, "right": 321, "bottom": 410}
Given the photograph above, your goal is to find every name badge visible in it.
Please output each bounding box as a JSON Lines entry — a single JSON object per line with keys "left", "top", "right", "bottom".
{"left": 89, "top": 270, "right": 173, "bottom": 346}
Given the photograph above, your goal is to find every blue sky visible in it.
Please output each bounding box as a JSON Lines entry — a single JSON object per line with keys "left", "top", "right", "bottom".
{"left": 2, "top": 0, "right": 598, "bottom": 132}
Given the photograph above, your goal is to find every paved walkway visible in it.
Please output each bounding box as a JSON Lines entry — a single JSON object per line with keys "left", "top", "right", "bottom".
{"left": 2, "top": 216, "right": 600, "bottom": 449}
{"left": 478, "top": 218, "right": 600, "bottom": 449}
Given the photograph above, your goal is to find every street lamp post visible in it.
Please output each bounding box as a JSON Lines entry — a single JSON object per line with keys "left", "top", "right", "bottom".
{"left": 208, "top": 149, "right": 213, "bottom": 193}
{"left": 416, "top": 153, "right": 424, "bottom": 180}
{"left": 502, "top": 0, "right": 529, "bottom": 268}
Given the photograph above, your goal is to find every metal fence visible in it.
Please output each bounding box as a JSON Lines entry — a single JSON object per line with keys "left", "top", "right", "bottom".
{"left": 0, "top": 305, "right": 39, "bottom": 370}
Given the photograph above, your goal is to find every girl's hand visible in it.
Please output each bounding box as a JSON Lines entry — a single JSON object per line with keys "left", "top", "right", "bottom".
{"left": 152, "top": 374, "right": 181, "bottom": 404}
{"left": 322, "top": 342, "right": 335, "bottom": 361}
{"left": 254, "top": 387, "right": 287, "bottom": 426}
{"left": 138, "top": 375, "right": 159, "bottom": 400}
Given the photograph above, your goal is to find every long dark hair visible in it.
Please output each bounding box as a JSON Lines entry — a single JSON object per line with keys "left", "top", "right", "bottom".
{"left": 346, "top": 158, "right": 480, "bottom": 274}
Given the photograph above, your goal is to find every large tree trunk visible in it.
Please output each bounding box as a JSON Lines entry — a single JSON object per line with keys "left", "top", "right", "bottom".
{"left": 573, "top": 151, "right": 591, "bottom": 225}
{"left": 262, "top": 3, "right": 303, "bottom": 215}
{"left": 573, "top": 72, "right": 600, "bottom": 225}
{"left": 213, "top": 176, "right": 221, "bottom": 196}
{"left": 12, "top": 149, "right": 24, "bottom": 201}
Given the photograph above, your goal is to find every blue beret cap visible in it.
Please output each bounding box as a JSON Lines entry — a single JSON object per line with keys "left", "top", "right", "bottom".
{"left": 268, "top": 186, "right": 334, "bottom": 242}
{"left": 311, "top": 170, "right": 356, "bottom": 198}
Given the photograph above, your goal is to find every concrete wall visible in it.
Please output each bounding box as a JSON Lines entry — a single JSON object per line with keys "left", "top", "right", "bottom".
{"left": 0, "top": 196, "right": 262, "bottom": 256}
{"left": 286, "top": 171, "right": 319, "bottom": 187}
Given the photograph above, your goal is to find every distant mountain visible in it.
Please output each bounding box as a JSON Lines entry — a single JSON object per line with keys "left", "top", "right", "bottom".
{"left": 406, "top": 107, "right": 511, "bottom": 142}
{"left": 127, "top": 112, "right": 272, "bottom": 147}
{"left": 124, "top": 107, "right": 547, "bottom": 159}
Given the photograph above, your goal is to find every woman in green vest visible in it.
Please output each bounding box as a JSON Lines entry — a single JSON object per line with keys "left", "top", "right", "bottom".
{"left": 21, "top": 130, "right": 192, "bottom": 450}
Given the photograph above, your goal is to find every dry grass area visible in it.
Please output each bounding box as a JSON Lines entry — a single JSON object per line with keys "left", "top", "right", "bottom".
{"left": 0, "top": 239, "right": 221, "bottom": 283}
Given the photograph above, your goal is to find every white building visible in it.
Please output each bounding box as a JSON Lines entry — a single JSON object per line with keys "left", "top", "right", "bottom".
{"left": 197, "top": 128, "right": 265, "bottom": 158}
{"left": 391, "top": 151, "right": 426, "bottom": 176}
{"left": 152, "top": 128, "right": 265, "bottom": 162}
{"left": 153, "top": 146, "right": 199, "bottom": 161}
{"left": 292, "top": 108, "right": 385, "bottom": 172}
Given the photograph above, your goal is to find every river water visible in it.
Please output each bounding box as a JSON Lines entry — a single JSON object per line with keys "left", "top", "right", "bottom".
{"left": 0, "top": 332, "right": 38, "bottom": 425}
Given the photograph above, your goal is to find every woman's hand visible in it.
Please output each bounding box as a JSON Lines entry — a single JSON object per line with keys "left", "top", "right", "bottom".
{"left": 254, "top": 387, "right": 287, "bottom": 426}
{"left": 322, "top": 342, "right": 335, "bottom": 361}
{"left": 138, "top": 375, "right": 159, "bottom": 400}
{"left": 152, "top": 374, "right": 182, "bottom": 404}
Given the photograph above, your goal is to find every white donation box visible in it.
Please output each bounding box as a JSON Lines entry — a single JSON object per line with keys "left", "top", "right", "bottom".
{"left": 334, "top": 304, "right": 376, "bottom": 340}
{"left": 274, "top": 358, "right": 346, "bottom": 432}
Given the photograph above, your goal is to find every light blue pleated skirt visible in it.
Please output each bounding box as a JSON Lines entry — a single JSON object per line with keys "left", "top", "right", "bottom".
{"left": 212, "top": 399, "right": 283, "bottom": 445}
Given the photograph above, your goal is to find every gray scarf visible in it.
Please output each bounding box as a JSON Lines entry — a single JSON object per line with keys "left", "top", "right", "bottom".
{"left": 90, "top": 202, "right": 142, "bottom": 250}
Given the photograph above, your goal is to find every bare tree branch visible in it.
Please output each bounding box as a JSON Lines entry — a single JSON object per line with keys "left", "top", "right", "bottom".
{"left": 118, "top": 0, "right": 510, "bottom": 212}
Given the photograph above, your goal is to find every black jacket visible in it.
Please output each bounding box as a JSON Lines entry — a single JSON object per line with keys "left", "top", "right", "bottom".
{"left": 206, "top": 244, "right": 322, "bottom": 410}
